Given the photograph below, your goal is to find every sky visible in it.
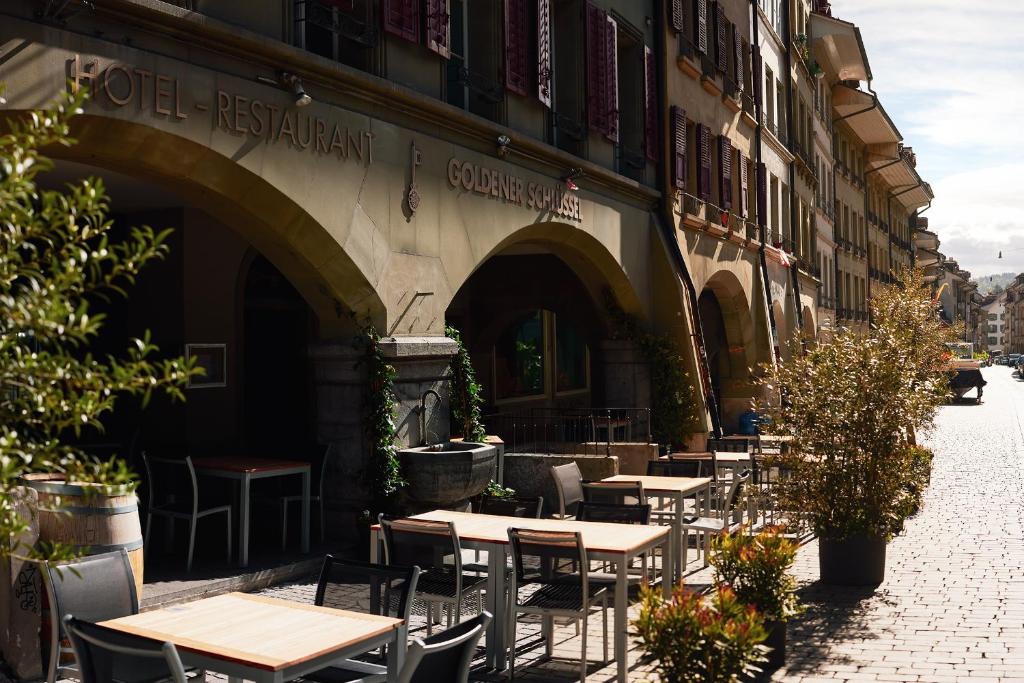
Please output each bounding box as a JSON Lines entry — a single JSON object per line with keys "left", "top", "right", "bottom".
{"left": 828, "top": 0, "right": 1024, "bottom": 278}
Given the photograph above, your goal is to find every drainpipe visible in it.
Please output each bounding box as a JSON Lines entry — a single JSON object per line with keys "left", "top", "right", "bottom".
{"left": 654, "top": 5, "right": 723, "bottom": 439}
{"left": 752, "top": 0, "right": 782, "bottom": 363}
{"left": 783, "top": 0, "right": 804, "bottom": 335}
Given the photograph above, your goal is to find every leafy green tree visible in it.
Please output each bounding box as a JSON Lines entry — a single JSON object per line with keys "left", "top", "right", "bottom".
{"left": 1, "top": 91, "right": 197, "bottom": 561}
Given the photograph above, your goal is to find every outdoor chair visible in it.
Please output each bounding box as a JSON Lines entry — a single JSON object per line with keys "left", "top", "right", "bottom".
{"left": 681, "top": 470, "right": 752, "bottom": 567}
{"left": 549, "top": 462, "right": 584, "bottom": 519}
{"left": 581, "top": 480, "right": 645, "bottom": 506}
{"left": 303, "top": 556, "right": 421, "bottom": 683}
{"left": 63, "top": 615, "right": 188, "bottom": 683}
{"left": 43, "top": 550, "right": 140, "bottom": 683}
{"left": 379, "top": 516, "right": 486, "bottom": 635}
{"left": 463, "top": 496, "right": 543, "bottom": 574}
{"left": 141, "top": 451, "right": 232, "bottom": 571}
{"left": 507, "top": 529, "right": 609, "bottom": 683}
{"left": 396, "top": 611, "right": 491, "bottom": 683}
{"left": 577, "top": 502, "right": 653, "bottom": 587}
{"left": 275, "top": 443, "right": 330, "bottom": 550}
{"left": 707, "top": 437, "right": 752, "bottom": 453}
{"left": 646, "top": 458, "right": 703, "bottom": 478}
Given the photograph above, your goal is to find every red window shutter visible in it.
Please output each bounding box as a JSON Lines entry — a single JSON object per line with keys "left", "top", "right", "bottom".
{"left": 425, "top": 0, "right": 451, "bottom": 58}
{"left": 713, "top": 2, "right": 727, "bottom": 74}
{"left": 718, "top": 135, "right": 732, "bottom": 210}
{"left": 752, "top": 50, "right": 762, "bottom": 107}
{"left": 738, "top": 150, "right": 748, "bottom": 218}
{"left": 699, "top": 124, "right": 712, "bottom": 201}
{"left": 645, "top": 46, "right": 658, "bottom": 161}
{"left": 734, "top": 27, "right": 744, "bottom": 90}
{"left": 605, "top": 14, "right": 619, "bottom": 143}
{"left": 586, "top": 3, "right": 609, "bottom": 135}
{"left": 670, "top": 0, "right": 685, "bottom": 33}
{"left": 505, "top": 0, "right": 529, "bottom": 94}
{"left": 537, "top": 0, "right": 552, "bottom": 107}
{"left": 756, "top": 161, "right": 767, "bottom": 228}
{"left": 671, "top": 106, "right": 687, "bottom": 189}
{"left": 695, "top": 0, "right": 708, "bottom": 55}
{"left": 383, "top": 0, "right": 420, "bottom": 44}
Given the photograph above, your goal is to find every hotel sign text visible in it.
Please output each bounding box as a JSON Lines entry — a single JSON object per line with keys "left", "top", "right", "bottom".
{"left": 447, "top": 158, "right": 581, "bottom": 222}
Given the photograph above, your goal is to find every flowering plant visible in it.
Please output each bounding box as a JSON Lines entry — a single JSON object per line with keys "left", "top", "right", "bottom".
{"left": 711, "top": 527, "right": 802, "bottom": 623}
{"left": 633, "top": 583, "right": 767, "bottom": 682}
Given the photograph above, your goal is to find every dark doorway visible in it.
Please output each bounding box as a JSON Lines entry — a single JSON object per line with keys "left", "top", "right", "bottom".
{"left": 242, "top": 254, "right": 315, "bottom": 455}
{"left": 699, "top": 289, "right": 728, "bottom": 408}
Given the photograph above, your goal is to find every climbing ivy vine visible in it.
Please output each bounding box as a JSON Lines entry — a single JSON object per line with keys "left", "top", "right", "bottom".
{"left": 356, "top": 326, "right": 404, "bottom": 506}
{"left": 446, "top": 324, "right": 487, "bottom": 442}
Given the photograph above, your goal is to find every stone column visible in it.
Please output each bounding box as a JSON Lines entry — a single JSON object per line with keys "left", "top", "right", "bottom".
{"left": 0, "top": 486, "right": 42, "bottom": 681}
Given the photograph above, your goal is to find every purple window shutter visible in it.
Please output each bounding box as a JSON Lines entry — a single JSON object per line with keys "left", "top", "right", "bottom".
{"left": 605, "top": 14, "right": 619, "bottom": 143}
{"left": 756, "top": 161, "right": 768, "bottom": 228}
{"left": 695, "top": 0, "right": 708, "bottom": 55}
{"left": 425, "top": 0, "right": 451, "bottom": 58}
{"left": 505, "top": 0, "right": 529, "bottom": 95}
{"left": 734, "top": 27, "right": 744, "bottom": 90}
{"left": 713, "top": 2, "right": 727, "bottom": 74}
{"left": 671, "top": 106, "right": 687, "bottom": 189}
{"left": 383, "top": 0, "right": 420, "bottom": 43}
{"left": 739, "top": 150, "right": 749, "bottom": 218}
{"left": 699, "top": 124, "right": 712, "bottom": 201}
{"left": 670, "top": 0, "right": 685, "bottom": 33}
{"left": 586, "top": 3, "right": 609, "bottom": 135}
{"left": 752, "top": 50, "right": 763, "bottom": 107}
{"left": 645, "top": 46, "right": 658, "bottom": 161}
{"left": 718, "top": 135, "right": 732, "bottom": 210}
{"left": 537, "top": 0, "right": 552, "bottom": 107}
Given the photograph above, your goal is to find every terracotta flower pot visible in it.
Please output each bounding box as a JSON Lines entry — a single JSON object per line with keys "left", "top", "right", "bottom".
{"left": 818, "top": 535, "right": 887, "bottom": 586}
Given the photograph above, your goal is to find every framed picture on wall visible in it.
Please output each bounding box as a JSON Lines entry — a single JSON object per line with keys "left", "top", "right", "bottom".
{"left": 185, "top": 343, "right": 227, "bottom": 389}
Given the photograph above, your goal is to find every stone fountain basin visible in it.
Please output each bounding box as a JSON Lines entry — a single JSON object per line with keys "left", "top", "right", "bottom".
{"left": 398, "top": 441, "right": 497, "bottom": 508}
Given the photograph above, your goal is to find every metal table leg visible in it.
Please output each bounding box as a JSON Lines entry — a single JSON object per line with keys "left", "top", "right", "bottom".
{"left": 301, "top": 469, "right": 311, "bottom": 554}
{"left": 486, "top": 542, "right": 507, "bottom": 670}
{"left": 240, "top": 473, "right": 251, "bottom": 567}
{"left": 614, "top": 558, "right": 629, "bottom": 683}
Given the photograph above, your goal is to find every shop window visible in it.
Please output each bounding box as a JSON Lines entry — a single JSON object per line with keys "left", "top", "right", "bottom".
{"left": 552, "top": 0, "right": 586, "bottom": 157}
{"left": 494, "top": 310, "right": 546, "bottom": 399}
{"left": 556, "top": 317, "right": 589, "bottom": 393}
{"left": 447, "top": 0, "right": 504, "bottom": 122}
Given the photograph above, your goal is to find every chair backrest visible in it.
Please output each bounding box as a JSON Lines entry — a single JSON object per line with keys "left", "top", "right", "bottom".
{"left": 581, "top": 480, "right": 645, "bottom": 506}
{"left": 63, "top": 616, "right": 188, "bottom": 683}
{"left": 476, "top": 496, "right": 544, "bottom": 519}
{"left": 721, "top": 470, "right": 752, "bottom": 517}
{"left": 399, "top": 611, "right": 492, "bottom": 683}
{"left": 577, "top": 501, "right": 651, "bottom": 525}
{"left": 707, "top": 437, "right": 751, "bottom": 453}
{"left": 550, "top": 463, "right": 584, "bottom": 518}
{"left": 45, "top": 550, "right": 139, "bottom": 645}
{"left": 647, "top": 458, "right": 703, "bottom": 478}
{"left": 379, "top": 516, "right": 462, "bottom": 574}
{"left": 315, "top": 555, "right": 420, "bottom": 623}
{"left": 140, "top": 451, "right": 198, "bottom": 515}
{"left": 508, "top": 528, "right": 588, "bottom": 590}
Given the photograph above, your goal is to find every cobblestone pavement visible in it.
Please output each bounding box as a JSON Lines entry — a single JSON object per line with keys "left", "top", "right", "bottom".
{"left": 213, "top": 366, "right": 1015, "bottom": 682}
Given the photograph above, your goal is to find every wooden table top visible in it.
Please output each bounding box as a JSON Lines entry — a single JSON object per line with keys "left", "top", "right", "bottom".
{"left": 601, "top": 474, "right": 712, "bottom": 493}
{"left": 192, "top": 456, "right": 310, "bottom": 474}
{"left": 668, "top": 452, "right": 754, "bottom": 463}
{"left": 412, "top": 509, "right": 670, "bottom": 555}
{"left": 99, "top": 593, "right": 400, "bottom": 672}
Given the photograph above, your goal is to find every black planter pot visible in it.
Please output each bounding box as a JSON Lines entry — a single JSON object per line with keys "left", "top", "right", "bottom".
{"left": 819, "top": 535, "right": 887, "bottom": 586}
{"left": 763, "top": 620, "right": 787, "bottom": 670}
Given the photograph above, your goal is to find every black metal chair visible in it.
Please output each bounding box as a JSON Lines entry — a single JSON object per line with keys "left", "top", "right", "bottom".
{"left": 707, "top": 437, "right": 752, "bottom": 453}
{"left": 507, "top": 529, "right": 609, "bottom": 682}
{"left": 63, "top": 615, "right": 188, "bottom": 683}
{"left": 464, "top": 496, "right": 543, "bottom": 574}
{"left": 646, "top": 458, "right": 703, "bottom": 478}
{"left": 398, "top": 611, "right": 491, "bottom": 683}
{"left": 581, "top": 480, "right": 645, "bottom": 506}
{"left": 141, "top": 451, "right": 232, "bottom": 571}
{"left": 303, "top": 556, "right": 421, "bottom": 683}
{"left": 577, "top": 502, "right": 653, "bottom": 587}
{"left": 43, "top": 550, "right": 140, "bottom": 683}
{"left": 379, "top": 516, "right": 486, "bottom": 635}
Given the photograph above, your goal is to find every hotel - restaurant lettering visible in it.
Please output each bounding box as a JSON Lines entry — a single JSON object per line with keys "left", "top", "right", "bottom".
{"left": 447, "top": 158, "right": 582, "bottom": 222}
{"left": 68, "top": 55, "right": 374, "bottom": 164}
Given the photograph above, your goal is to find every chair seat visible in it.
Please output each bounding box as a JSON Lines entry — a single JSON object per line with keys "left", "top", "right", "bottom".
{"left": 417, "top": 570, "right": 487, "bottom": 599}
{"left": 682, "top": 516, "right": 733, "bottom": 533}
{"left": 518, "top": 583, "right": 606, "bottom": 611}
{"left": 584, "top": 571, "right": 645, "bottom": 586}
{"left": 302, "top": 660, "right": 387, "bottom": 683}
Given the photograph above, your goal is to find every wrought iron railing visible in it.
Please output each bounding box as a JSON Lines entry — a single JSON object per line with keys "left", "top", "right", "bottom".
{"left": 486, "top": 408, "right": 652, "bottom": 457}
{"left": 299, "top": 0, "right": 379, "bottom": 47}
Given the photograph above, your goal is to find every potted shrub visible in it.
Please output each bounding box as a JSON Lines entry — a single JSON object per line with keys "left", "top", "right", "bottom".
{"left": 711, "top": 527, "right": 802, "bottom": 672}
{"left": 633, "top": 584, "right": 768, "bottom": 682}
{"left": 757, "top": 269, "right": 953, "bottom": 585}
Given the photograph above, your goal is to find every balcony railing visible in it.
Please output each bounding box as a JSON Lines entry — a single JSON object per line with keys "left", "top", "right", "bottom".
{"left": 682, "top": 192, "right": 705, "bottom": 218}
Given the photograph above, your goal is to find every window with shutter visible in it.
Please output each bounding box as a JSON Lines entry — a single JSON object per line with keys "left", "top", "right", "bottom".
{"left": 670, "top": 0, "right": 685, "bottom": 33}
{"left": 505, "top": 0, "right": 529, "bottom": 95}
{"left": 605, "top": 14, "right": 619, "bottom": 143}
{"left": 695, "top": 0, "right": 708, "bottom": 55}
{"left": 671, "top": 106, "right": 687, "bottom": 189}
{"left": 699, "top": 124, "right": 712, "bottom": 201}
{"left": 537, "top": 0, "right": 552, "bottom": 107}
{"left": 383, "top": 0, "right": 420, "bottom": 43}
{"left": 756, "top": 162, "right": 767, "bottom": 228}
{"left": 645, "top": 46, "right": 658, "bottom": 161}
{"left": 733, "top": 25, "right": 743, "bottom": 90}
{"left": 752, "top": 50, "right": 762, "bottom": 107}
{"left": 586, "top": 2, "right": 609, "bottom": 135}
{"left": 718, "top": 135, "right": 732, "bottom": 210}
{"left": 739, "top": 150, "right": 749, "bottom": 218}
{"left": 425, "top": 0, "right": 451, "bottom": 58}
{"left": 713, "top": 2, "right": 727, "bottom": 74}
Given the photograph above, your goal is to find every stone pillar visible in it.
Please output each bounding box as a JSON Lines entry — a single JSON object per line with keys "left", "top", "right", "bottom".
{"left": 0, "top": 486, "right": 43, "bottom": 681}
{"left": 377, "top": 336, "right": 459, "bottom": 449}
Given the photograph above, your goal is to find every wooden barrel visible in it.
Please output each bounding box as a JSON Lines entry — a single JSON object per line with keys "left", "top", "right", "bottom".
{"left": 22, "top": 474, "right": 144, "bottom": 599}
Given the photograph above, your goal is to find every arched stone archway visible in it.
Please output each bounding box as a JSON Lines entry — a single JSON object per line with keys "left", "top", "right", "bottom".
{"left": 700, "top": 270, "right": 758, "bottom": 433}
{"left": 802, "top": 306, "right": 817, "bottom": 342}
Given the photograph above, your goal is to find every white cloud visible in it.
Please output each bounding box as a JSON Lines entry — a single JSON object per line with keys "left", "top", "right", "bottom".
{"left": 828, "top": 0, "right": 1024, "bottom": 276}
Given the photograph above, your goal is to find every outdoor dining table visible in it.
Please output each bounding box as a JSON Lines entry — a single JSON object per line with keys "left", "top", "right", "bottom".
{"left": 99, "top": 592, "right": 406, "bottom": 682}
{"left": 192, "top": 457, "right": 311, "bottom": 567}
{"left": 369, "top": 508, "right": 672, "bottom": 683}
{"left": 601, "top": 474, "right": 713, "bottom": 582}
